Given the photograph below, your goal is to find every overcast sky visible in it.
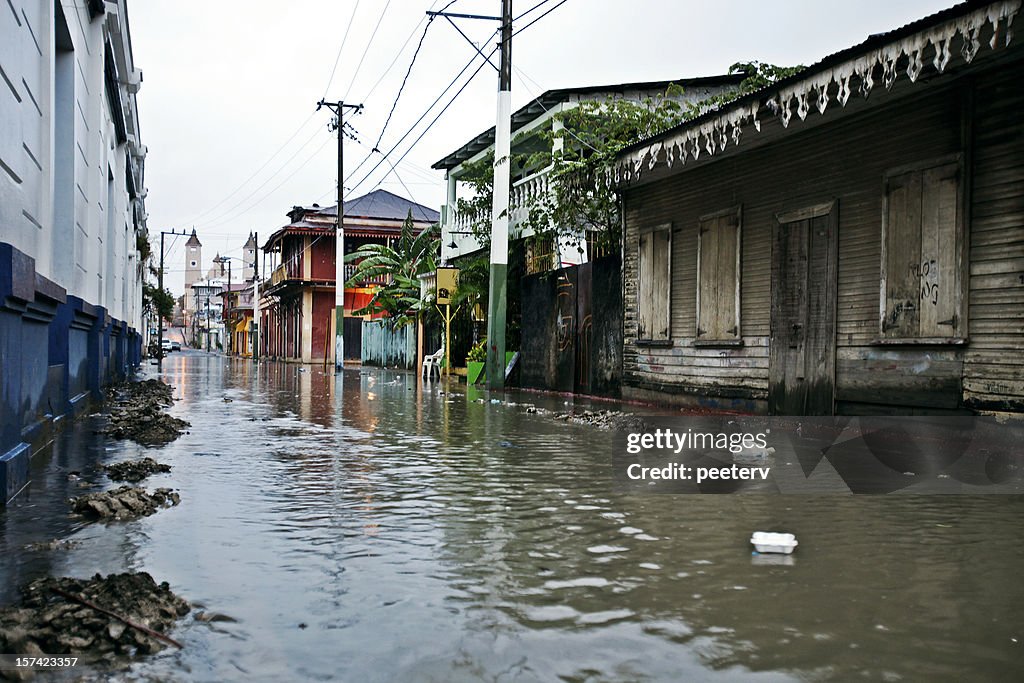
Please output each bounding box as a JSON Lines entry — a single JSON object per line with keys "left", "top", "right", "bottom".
{"left": 130, "top": 0, "right": 958, "bottom": 295}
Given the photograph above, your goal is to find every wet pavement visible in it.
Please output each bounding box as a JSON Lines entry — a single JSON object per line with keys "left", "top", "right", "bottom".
{"left": 1, "top": 351, "right": 1022, "bottom": 681}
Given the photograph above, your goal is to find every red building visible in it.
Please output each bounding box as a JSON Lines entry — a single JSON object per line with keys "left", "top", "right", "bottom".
{"left": 259, "top": 190, "right": 439, "bottom": 363}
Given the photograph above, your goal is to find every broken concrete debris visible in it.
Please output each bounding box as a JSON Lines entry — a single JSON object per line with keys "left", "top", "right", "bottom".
{"left": 0, "top": 572, "right": 189, "bottom": 668}
{"left": 103, "top": 458, "right": 172, "bottom": 483}
{"left": 70, "top": 486, "right": 180, "bottom": 521}
{"left": 99, "top": 379, "right": 189, "bottom": 445}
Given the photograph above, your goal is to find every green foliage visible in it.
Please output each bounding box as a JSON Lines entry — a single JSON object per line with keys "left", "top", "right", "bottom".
{"left": 454, "top": 153, "right": 496, "bottom": 251}
{"left": 343, "top": 210, "right": 440, "bottom": 329}
{"left": 142, "top": 282, "right": 175, "bottom": 322}
{"left": 685, "top": 61, "right": 806, "bottom": 118}
{"left": 449, "top": 252, "right": 491, "bottom": 311}
{"left": 466, "top": 337, "right": 487, "bottom": 363}
{"left": 461, "top": 62, "right": 804, "bottom": 252}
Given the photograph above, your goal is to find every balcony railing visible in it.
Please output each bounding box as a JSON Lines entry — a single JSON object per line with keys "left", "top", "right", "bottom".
{"left": 448, "top": 165, "right": 553, "bottom": 238}
{"left": 344, "top": 264, "right": 389, "bottom": 287}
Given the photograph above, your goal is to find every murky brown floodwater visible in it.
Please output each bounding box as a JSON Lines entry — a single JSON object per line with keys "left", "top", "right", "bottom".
{"left": 2, "top": 352, "right": 1022, "bottom": 681}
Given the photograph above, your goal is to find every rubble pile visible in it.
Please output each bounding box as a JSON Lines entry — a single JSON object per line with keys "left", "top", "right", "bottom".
{"left": 103, "top": 458, "right": 172, "bottom": 483}
{"left": 100, "top": 379, "right": 189, "bottom": 445}
{"left": 527, "top": 406, "right": 648, "bottom": 431}
{"left": 0, "top": 572, "right": 189, "bottom": 664}
{"left": 70, "top": 486, "right": 180, "bottom": 521}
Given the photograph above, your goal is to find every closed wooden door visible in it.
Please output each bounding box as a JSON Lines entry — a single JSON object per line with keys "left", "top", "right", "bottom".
{"left": 769, "top": 202, "right": 838, "bottom": 415}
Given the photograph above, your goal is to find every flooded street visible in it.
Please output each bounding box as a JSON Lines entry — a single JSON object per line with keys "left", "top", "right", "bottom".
{"left": 2, "top": 352, "right": 1022, "bottom": 682}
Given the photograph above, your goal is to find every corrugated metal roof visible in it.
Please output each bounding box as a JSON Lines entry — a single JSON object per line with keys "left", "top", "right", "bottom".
{"left": 317, "top": 189, "right": 440, "bottom": 223}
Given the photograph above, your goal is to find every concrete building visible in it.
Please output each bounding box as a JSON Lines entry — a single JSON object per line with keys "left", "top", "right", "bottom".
{"left": 1, "top": 0, "right": 149, "bottom": 504}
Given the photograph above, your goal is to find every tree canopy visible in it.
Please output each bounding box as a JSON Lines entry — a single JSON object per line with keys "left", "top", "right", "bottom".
{"left": 343, "top": 211, "right": 440, "bottom": 328}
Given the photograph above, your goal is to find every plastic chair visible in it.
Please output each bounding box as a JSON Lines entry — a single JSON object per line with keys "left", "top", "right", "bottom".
{"left": 422, "top": 348, "right": 443, "bottom": 378}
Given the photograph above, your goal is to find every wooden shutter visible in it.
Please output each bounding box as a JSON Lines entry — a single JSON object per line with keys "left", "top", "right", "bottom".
{"left": 697, "top": 210, "right": 740, "bottom": 340}
{"left": 919, "top": 163, "right": 960, "bottom": 336}
{"left": 637, "top": 226, "right": 671, "bottom": 341}
{"left": 882, "top": 161, "right": 960, "bottom": 338}
{"left": 651, "top": 228, "right": 671, "bottom": 339}
{"left": 637, "top": 231, "right": 654, "bottom": 339}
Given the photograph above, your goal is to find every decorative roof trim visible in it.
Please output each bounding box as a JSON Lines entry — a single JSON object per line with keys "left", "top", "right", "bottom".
{"left": 612, "top": 0, "right": 1020, "bottom": 186}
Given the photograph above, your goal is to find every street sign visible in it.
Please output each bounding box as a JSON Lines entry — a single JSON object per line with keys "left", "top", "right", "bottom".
{"left": 436, "top": 267, "right": 460, "bottom": 305}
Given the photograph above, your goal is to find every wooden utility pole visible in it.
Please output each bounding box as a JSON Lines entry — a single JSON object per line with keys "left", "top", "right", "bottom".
{"left": 486, "top": 0, "right": 513, "bottom": 389}
{"left": 317, "top": 99, "right": 363, "bottom": 374}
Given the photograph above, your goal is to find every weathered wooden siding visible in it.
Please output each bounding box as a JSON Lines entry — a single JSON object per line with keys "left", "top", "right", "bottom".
{"left": 623, "top": 85, "right": 972, "bottom": 412}
{"left": 964, "top": 66, "right": 1024, "bottom": 411}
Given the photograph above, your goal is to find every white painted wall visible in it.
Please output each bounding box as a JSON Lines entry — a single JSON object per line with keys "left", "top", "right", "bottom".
{"left": 0, "top": 0, "right": 147, "bottom": 330}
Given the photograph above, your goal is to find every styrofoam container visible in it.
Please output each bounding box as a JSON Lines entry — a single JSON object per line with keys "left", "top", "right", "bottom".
{"left": 750, "top": 531, "right": 798, "bottom": 554}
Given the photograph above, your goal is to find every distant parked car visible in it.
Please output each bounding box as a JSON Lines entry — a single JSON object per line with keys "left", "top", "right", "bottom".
{"left": 160, "top": 338, "right": 172, "bottom": 352}
{"left": 170, "top": 341, "right": 181, "bottom": 352}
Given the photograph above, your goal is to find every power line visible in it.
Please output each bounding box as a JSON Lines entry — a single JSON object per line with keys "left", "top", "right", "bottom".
{"left": 340, "top": 1, "right": 460, "bottom": 193}
{"left": 351, "top": 46, "right": 495, "bottom": 198}
{"left": 179, "top": 112, "right": 318, "bottom": 226}
{"left": 372, "top": 14, "right": 435, "bottom": 151}
{"left": 516, "top": 0, "right": 557, "bottom": 21}
{"left": 347, "top": 28, "right": 500, "bottom": 196}
{"left": 342, "top": 0, "right": 393, "bottom": 99}
{"left": 193, "top": 125, "right": 325, "bottom": 229}
{"left": 514, "top": 0, "right": 568, "bottom": 36}
{"left": 202, "top": 136, "right": 334, "bottom": 231}
{"left": 322, "top": 0, "right": 363, "bottom": 98}
{"left": 349, "top": 2, "right": 569, "bottom": 198}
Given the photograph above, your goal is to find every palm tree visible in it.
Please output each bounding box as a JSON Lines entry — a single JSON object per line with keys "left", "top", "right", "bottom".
{"left": 343, "top": 210, "right": 439, "bottom": 329}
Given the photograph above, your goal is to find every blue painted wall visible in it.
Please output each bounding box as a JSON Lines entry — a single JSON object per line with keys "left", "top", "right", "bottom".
{"left": 0, "top": 242, "right": 140, "bottom": 505}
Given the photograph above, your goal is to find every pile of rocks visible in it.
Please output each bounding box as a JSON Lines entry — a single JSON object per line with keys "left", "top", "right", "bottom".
{"left": 0, "top": 572, "right": 189, "bottom": 663}
{"left": 70, "top": 486, "right": 180, "bottom": 521}
{"left": 103, "top": 458, "right": 171, "bottom": 483}
{"left": 100, "top": 379, "right": 189, "bottom": 445}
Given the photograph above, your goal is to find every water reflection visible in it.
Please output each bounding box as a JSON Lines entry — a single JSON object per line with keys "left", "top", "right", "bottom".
{"left": 0, "top": 352, "right": 1021, "bottom": 681}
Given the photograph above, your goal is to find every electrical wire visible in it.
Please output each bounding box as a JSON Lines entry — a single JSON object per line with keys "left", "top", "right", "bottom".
{"left": 342, "top": 0, "right": 393, "bottom": 99}
{"left": 192, "top": 124, "right": 325, "bottom": 229}
{"left": 178, "top": 112, "right": 318, "bottom": 226}
{"left": 347, "top": 28, "right": 500, "bottom": 196}
{"left": 322, "top": 0, "right": 363, "bottom": 99}
{"left": 202, "top": 136, "right": 334, "bottom": 231}
{"left": 349, "top": 1, "right": 570, "bottom": 198}
{"left": 513, "top": 0, "right": 568, "bottom": 36}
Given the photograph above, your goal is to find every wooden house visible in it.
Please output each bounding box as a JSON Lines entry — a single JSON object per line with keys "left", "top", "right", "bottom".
{"left": 615, "top": 0, "right": 1023, "bottom": 414}
{"left": 259, "top": 190, "right": 438, "bottom": 363}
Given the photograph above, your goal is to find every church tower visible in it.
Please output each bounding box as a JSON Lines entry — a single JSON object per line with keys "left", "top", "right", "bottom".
{"left": 185, "top": 229, "right": 202, "bottom": 289}
{"left": 243, "top": 232, "right": 257, "bottom": 281}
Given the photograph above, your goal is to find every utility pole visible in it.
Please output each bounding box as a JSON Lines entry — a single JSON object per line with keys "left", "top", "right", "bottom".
{"left": 486, "top": 0, "right": 513, "bottom": 389}
{"left": 157, "top": 229, "right": 188, "bottom": 372}
{"left": 252, "top": 231, "right": 260, "bottom": 361}
{"left": 206, "top": 294, "right": 211, "bottom": 352}
{"left": 317, "top": 99, "right": 363, "bottom": 374}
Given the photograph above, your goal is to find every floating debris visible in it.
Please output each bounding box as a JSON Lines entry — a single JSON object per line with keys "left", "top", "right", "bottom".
{"left": 750, "top": 531, "right": 798, "bottom": 555}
